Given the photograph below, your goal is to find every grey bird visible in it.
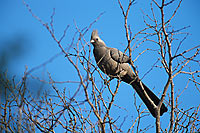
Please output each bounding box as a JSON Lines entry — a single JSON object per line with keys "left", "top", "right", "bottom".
{"left": 90, "top": 30, "right": 168, "bottom": 117}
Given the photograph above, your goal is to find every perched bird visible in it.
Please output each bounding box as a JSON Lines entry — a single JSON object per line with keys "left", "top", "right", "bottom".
{"left": 90, "top": 30, "right": 168, "bottom": 117}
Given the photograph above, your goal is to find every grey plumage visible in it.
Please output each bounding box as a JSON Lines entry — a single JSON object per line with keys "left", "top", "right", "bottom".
{"left": 90, "top": 30, "right": 167, "bottom": 117}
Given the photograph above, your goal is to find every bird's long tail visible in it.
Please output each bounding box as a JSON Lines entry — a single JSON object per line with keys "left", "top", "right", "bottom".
{"left": 131, "top": 81, "right": 168, "bottom": 117}
{"left": 121, "top": 75, "right": 168, "bottom": 117}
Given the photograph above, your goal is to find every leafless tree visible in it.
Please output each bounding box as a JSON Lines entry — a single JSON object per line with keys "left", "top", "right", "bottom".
{"left": 0, "top": 0, "right": 199, "bottom": 132}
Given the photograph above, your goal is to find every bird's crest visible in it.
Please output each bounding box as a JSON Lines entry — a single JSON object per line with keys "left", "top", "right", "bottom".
{"left": 91, "top": 30, "right": 99, "bottom": 38}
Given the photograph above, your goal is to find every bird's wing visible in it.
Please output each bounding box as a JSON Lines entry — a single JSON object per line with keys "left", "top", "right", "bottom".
{"left": 109, "top": 48, "right": 130, "bottom": 63}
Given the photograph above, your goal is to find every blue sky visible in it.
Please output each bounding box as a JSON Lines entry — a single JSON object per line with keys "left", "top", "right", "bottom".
{"left": 0, "top": 0, "right": 199, "bottom": 132}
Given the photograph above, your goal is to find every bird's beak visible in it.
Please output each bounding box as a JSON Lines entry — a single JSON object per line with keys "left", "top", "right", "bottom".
{"left": 90, "top": 39, "right": 95, "bottom": 43}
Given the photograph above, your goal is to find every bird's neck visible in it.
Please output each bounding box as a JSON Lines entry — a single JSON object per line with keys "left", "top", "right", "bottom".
{"left": 93, "top": 43, "right": 106, "bottom": 48}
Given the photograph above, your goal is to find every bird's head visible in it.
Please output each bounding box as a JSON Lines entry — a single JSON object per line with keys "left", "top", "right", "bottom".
{"left": 90, "top": 30, "right": 106, "bottom": 47}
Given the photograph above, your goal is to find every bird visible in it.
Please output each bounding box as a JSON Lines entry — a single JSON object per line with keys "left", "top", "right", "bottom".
{"left": 90, "top": 30, "right": 168, "bottom": 118}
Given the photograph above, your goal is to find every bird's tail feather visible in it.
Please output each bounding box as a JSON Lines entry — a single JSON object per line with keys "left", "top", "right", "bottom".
{"left": 131, "top": 81, "right": 168, "bottom": 117}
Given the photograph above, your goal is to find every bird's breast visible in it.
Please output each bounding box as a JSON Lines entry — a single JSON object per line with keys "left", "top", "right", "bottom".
{"left": 93, "top": 47, "right": 120, "bottom": 76}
